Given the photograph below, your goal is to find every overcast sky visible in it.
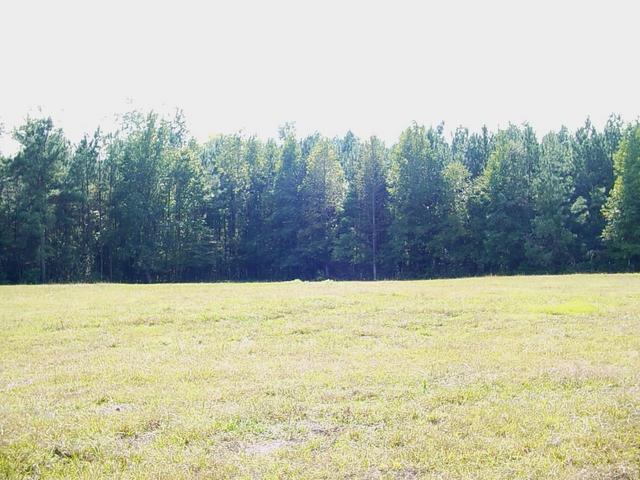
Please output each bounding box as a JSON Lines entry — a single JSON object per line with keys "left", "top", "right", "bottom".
{"left": 1, "top": 0, "right": 639, "bottom": 151}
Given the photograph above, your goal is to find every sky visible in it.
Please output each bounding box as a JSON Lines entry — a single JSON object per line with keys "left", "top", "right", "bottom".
{"left": 1, "top": 0, "right": 639, "bottom": 152}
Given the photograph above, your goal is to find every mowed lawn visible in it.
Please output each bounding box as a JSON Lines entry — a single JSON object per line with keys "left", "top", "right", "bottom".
{"left": 1, "top": 275, "right": 639, "bottom": 479}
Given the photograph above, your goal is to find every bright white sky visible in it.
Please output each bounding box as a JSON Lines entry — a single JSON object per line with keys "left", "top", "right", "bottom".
{"left": 1, "top": 0, "right": 639, "bottom": 152}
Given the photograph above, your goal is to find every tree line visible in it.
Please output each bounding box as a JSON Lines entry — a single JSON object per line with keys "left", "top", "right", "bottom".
{"left": 0, "top": 111, "right": 639, "bottom": 284}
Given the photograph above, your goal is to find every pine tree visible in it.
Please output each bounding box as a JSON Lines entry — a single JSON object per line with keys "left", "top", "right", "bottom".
{"left": 57, "top": 130, "right": 102, "bottom": 280}
{"left": 570, "top": 118, "right": 619, "bottom": 266}
{"left": 105, "top": 112, "right": 171, "bottom": 281}
{"left": 602, "top": 123, "right": 640, "bottom": 268}
{"left": 481, "top": 125, "right": 537, "bottom": 273}
{"left": 298, "top": 138, "right": 346, "bottom": 278}
{"left": 334, "top": 136, "right": 390, "bottom": 279}
{"left": 389, "top": 124, "right": 450, "bottom": 277}
{"left": 7, "top": 118, "right": 68, "bottom": 283}
{"left": 526, "top": 128, "right": 576, "bottom": 271}
{"left": 164, "top": 139, "right": 214, "bottom": 280}
{"left": 267, "top": 124, "right": 305, "bottom": 278}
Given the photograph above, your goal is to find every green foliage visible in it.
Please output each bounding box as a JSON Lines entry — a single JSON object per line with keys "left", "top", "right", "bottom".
{"left": 266, "top": 125, "right": 305, "bottom": 278}
{"left": 389, "top": 124, "right": 451, "bottom": 277}
{"left": 0, "top": 111, "right": 637, "bottom": 283}
{"left": 202, "top": 134, "right": 251, "bottom": 278}
{"left": 297, "top": 138, "right": 346, "bottom": 278}
{"left": 526, "top": 129, "right": 576, "bottom": 271}
{"left": 334, "top": 136, "right": 391, "bottom": 279}
{"left": 165, "top": 140, "right": 214, "bottom": 280}
{"left": 439, "top": 160, "right": 473, "bottom": 273}
{"left": 105, "top": 112, "right": 175, "bottom": 281}
{"left": 452, "top": 125, "right": 492, "bottom": 178}
{"left": 570, "top": 117, "right": 620, "bottom": 265}
{"left": 602, "top": 123, "right": 640, "bottom": 267}
{"left": 3, "top": 118, "right": 68, "bottom": 282}
{"left": 479, "top": 125, "right": 537, "bottom": 273}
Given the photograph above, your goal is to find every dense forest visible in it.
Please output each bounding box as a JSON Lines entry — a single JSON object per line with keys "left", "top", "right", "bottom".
{"left": 0, "top": 111, "right": 639, "bottom": 284}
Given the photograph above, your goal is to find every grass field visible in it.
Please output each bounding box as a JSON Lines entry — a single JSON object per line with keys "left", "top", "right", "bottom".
{"left": 1, "top": 275, "right": 639, "bottom": 479}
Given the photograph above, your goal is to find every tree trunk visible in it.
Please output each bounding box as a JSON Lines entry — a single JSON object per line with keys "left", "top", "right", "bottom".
{"left": 371, "top": 142, "right": 378, "bottom": 281}
{"left": 40, "top": 227, "right": 46, "bottom": 283}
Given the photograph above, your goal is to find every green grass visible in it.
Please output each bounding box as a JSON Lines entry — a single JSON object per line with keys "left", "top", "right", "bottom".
{"left": 1, "top": 274, "right": 639, "bottom": 479}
